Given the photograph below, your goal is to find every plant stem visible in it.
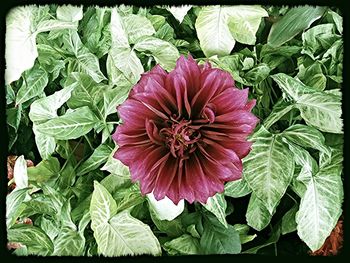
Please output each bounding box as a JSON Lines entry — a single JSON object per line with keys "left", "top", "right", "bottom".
{"left": 84, "top": 135, "right": 94, "bottom": 150}
{"left": 286, "top": 192, "right": 298, "bottom": 204}
{"left": 59, "top": 137, "right": 83, "bottom": 173}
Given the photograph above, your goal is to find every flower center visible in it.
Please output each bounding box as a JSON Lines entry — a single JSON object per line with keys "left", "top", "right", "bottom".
{"left": 160, "top": 118, "right": 201, "bottom": 158}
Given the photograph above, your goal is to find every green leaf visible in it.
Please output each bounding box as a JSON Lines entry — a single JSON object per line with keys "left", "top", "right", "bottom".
{"left": 64, "top": 73, "right": 106, "bottom": 115}
{"left": 90, "top": 181, "right": 118, "bottom": 229}
{"left": 40, "top": 216, "right": 60, "bottom": 241}
{"left": 147, "top": 193, "right": 184, "bottom": 221}
{"left": 243, "top": 126, "right": 295, "bottom": 214}
{"left": 107, "top": 47, "right": 144, "bottom": 86}
{"left": 5, "top": 6, "right": 77, "bottom": 84}
{"left": 233, "top": 224, "right": 257, "bottom": 244}
{"left": 122, "top": 14, "right": 155, "bottom": 44}
{"left": 110, "top": 8, "right": 129, "bottom": 48}
{"left": 101, "top": 146, "right": 130, "bottom": 176}
{"left": 224, "top": 177, "right": 252, "bottom": 198}
{"left": 200, "top": 213, "right": 241, "bottom": 254}
{"left": 80, "top": 8, "right": 111, "bottom": 58}
{"left": 60, "top": 197, "right": 76, "bottom": 230}
{"left": 281, "top": 204, "right": 298, "bottom": 235}
{"left": 283, "top": 139, "right": 318, "bottom": 196}
{"left": 29, "top": 85, "right": 76, "bottom": 160}
{"left": 56, "top": 5, "right": 83, "bottom": 22}
{"left": 53, "top": 227, "right": 85, "bottom": 256}
{"left": 263, "top": 99, "right": 295, "bottom": 129}
{"left": 134, "top": 36, "right": 180, "bottom": 71}
{"left": 6, "top": 84, "right": 16, "bottom": 104}
{"left": 196, "top": 6, "right": 267, "bottom": 57}
{"left": 202, "top": 193, "right": 228, "bottom": 228}
{"left": 90, "top": 182, "right": 161, "bottom": 256}
{"left": 301, "top": 23, "right": 338, "bottom": 59}
{"left": 16, "top": 65, "right": 48, "bottom": 105}
{"left": 296, "top": 91, "right": 342, "bottom": 134}
{"left": 260, "top": 44, "right": 301, "bottom": 70}
{"left": 166, "top": 5, "right": 192, "bottom": 23}
{"left": 195, "top": 6, "right": 236, "bottom": 57}
{"left": 8, "top": 224, "right": 54, "bottom": 256}
{"left": 6, "top": 105, "right": 22, "bottom": 131}
{"left": 113, "top": 184, "right": 145, "bottom": 213}
{"left": 102, "top": 86, "right": 130, "bottom": 118}
{"left": 76, "top": 144, "right": 113, "bottom": 176}
{"left": 267, "top": 6, "right": 326, "bottom": 47}
{"left": 296, "top": 149, "right": 343, "bottom": 252}
{"left": 63, "top": 30, "right": 106, "bottom": 83}
{"left": 32, "top": 127, "right": 56, "bottom": 160}
{"left": 35, "top": 106, "right": 100, "bottom": 140}
{"left": 271, "top": 73, "right": 343, "bottom": 134}
{"left": 227, "top": 5, "right": 268, "bottom": 45}
{"left": 27, "top": 156, "right": 60, "bottom": 184}
{"left": 246, "top": 193, "right": 272, "bottom": 231}
{"left": 94, "top": 211, "right": 162, "bottom": 256}
{"left": 29, "top": 85, "right": 75, "bottom": 122}
{"left": 6, "top": 188, "right": 29, "bottom": 228}
{"left": 282, "top": 124, "right": 331, "bottom": 157}
{"left": 326, "top": 10, "right": 343, "bottom": 34}
{"left": 150, "top": 209, "right": 184, "bottom": 237}
{"left": 13, "top": 155, "right": 28, "bottom": 189}
{"left": 297, "top": 62, "right": 327, "bottom": 91}
{"left": 163, "top": 234, "right": 200, "bottom": 255}
{"left": 270, "top": 73, "right": 316, "bottom": 101}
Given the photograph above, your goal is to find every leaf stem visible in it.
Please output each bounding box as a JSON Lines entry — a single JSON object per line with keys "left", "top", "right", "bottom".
{"left": 84, "top": 135, "right": 94, "bottom": 150}
{"left": 270, "top": 224, "right": 278, "bottom": 256}
{"left": 286, "top": 192, "right": 298, "bottom": 204}
{"left": 59, "top": 137, "right": 83, "bottom": 173}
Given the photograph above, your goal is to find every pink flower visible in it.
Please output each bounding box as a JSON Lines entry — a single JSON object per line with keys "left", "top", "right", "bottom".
{"left": 112, "top": 55, "right": 259, "bottom": 204}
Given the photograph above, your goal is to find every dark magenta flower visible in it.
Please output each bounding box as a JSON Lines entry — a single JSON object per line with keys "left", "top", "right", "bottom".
{"left": 112, "top": 55, "right": 258, "bottom": 204}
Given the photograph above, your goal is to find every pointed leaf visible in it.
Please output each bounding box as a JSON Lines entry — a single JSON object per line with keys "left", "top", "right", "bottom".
{"left": 296, "top": 92, "right": 342, "bottom": 134}
{"left": 56, "top": 5, "right": 83, "bottom": 22}
{"left": 35, "top": 106, "right": 100, "bottom": 140}
{"left": 90, "top": 181, "right": 117, "bottom": 229}
{"left": 227, "top": 5, "right": 268, "bottom": 45}
{"left": 122, "top": 14, "right": 155, "bottom": 44}
{"left": 134, "top": 36, "right": 180, "bottom": 71}
{"left": 267, "top": 6, "right": 326, "bottom": 47}
{"left": 29, "top": 85, "right": 75, "bottom": 122}
{"left": 92, "top": 211, "right": 161, "bottom": 256}
{"left": 6, "top": 188, "right": 29, "bottom": 228}
{"left": 244, "top": 126, "right": 295, "bottom": 214}
{"left": 224, "top": 177, "right": 252, "bottom": 198}
{"left": 76, "top": 144, "right": 113, "bottom": 176}
{"left": 7, "top": 224, "right": 54, "bottom": 256}
{"left": 195, "top": 6, "right": 236, "bottom": 57}
{"left": 281, "top": 204, "right": 298, "bottom": 235}
{"left": 110, "top": 8, "right": 129, "bottom": 48}
{"left": 200, "top": 214, "right": 241, "bottom": 254}
{"left": 282, "top": 124, "right": 331, "bottom": 157}
{"left": 246, "top": 192, "right": 272, "bottom": 231}
{"left": 163, "top": 234, "right": 200, "bottom": 255}
{"left": 53, "top": 227, "right": 85, "bottom": 256}
{"left": 166, "top": 5, "right": 192, "bottom": 23}
{"left": 16, "top": 65, "right": 48, "bottom": 105}
{"left": 202, "top": 193, "right": 228, "bottom": 228}
{"left": 296, "top": 149, "right": 343, "bottom": 251}
{"left": 108, "top": 47, "right": 144, "bottom": 86}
